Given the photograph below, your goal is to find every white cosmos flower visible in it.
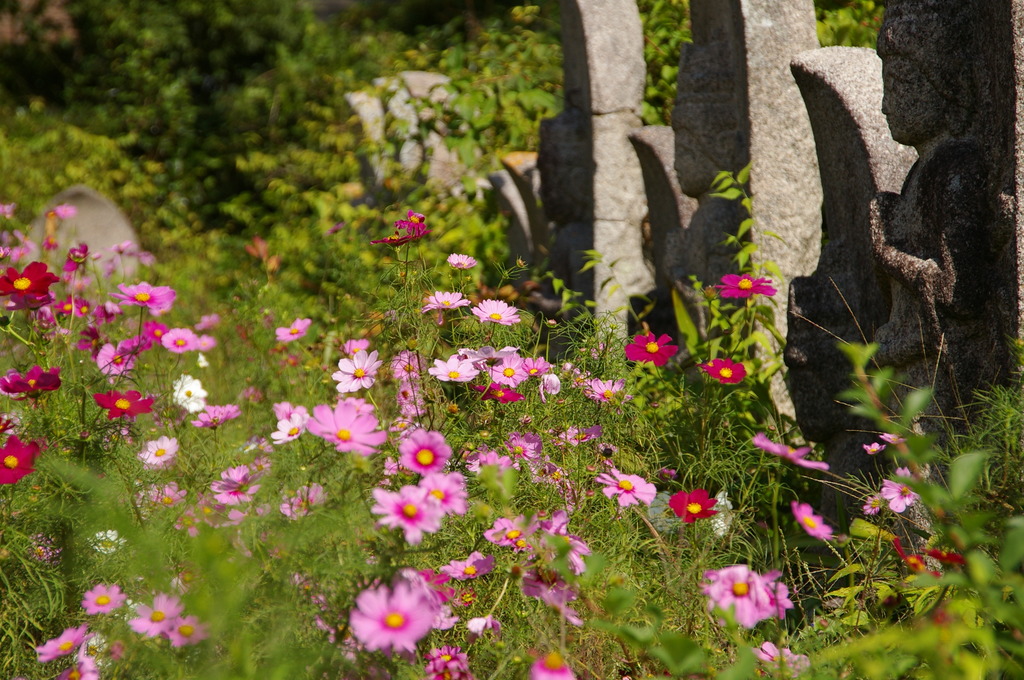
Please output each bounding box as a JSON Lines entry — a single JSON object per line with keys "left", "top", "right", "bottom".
{"left": 90, "top": 530, "right": 125, "bottom": 554}
{"left": 710, "top": 490, "right": 734, "bottom": 538}
{"left": 172, "top": 374, "right": 208, "bottom": 413}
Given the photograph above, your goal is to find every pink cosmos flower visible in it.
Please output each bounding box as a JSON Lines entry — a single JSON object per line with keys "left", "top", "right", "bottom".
{"left": 399, "top": 429, "right": 452, "bottom": 475}
{"left": 523, "top": 356, "right": 552, "bottom": 377}
{"left": 426, "top": 645, "right": 471, "bottom": 675}
{"left": 143, "top": 320, "right": 168, "bottom": 343}
{"left": 56, "top": 648, "right": 99, "bottom": 680}
{"left": 0, "top": 202, "right": 14, "bottom": 218}
{"left": 624, "top": 332, "right": 678, "bottom": 367}
{"left": 276, "top": 318, "right": 312, "bottom": 343}
{"left": 537, "top": 512, "right": 591, "bottom": 575}
{"left": 36, "top": 624, "right": 90, "bottom": 662}
{"left": 82, "top": 583, "right": 126, "bottom": 615}
{"left": 96, "top": 340, "right": 139, "bottom": 377}
{"left": 594, "top": 467, "right": 657, "bottom": 507}
{"left": 273, "top": 401, "right": 309, "bottom": 421}
{"left": 210, "top": 465, "right": 260, "bottom": 505}
{"left": 862, "top": 494, "right": 884, "bottom": 515}
{"left": 162, "top": 328, "right": 200, "bottom": 353}
{"left": 484, "top": 516, "right": 533, "bottom": 551}
{"left": 428, "top": 355, "right": 480, "bottom": 383}
{"left": 138, "top": 436, "right": 179, "bottom": 469}
{"left": 194, "top": 313, "right": 220, "bottom": 330}
{"left": 466, "top": 614, "right": 501, "bottom": 641}
{"left": 466, "top": 449, "right": 516, "bottom": 472}
{"left": 490, "top": 356, "right": 529, "bottom": 387}
{"left": 505, "top": 431, "right": 543, "bottom": 461}
{"left": 271, "top": 412, "right": 309, "bottom": 444}
{"left": 754, "top": 641, "right": 810, "bottom": 676}
{"left": 418, "top": 472, "right": 468, "bottom": 515}
{"left": 191, "top": 404, "right": 242, "bottom": 428}
{"left": 197, "top": 334, "right": 217, "bottom": 351}
{"left": 391, "top": 350, "right": 425, "bottom": 380}
{"left": 698, "top": 357, "right": 746, "bottom": 384}
{"left": 421, "top": 291, "right": 471, "bottom": 324}
{"left": 370, "top": 210, "right": 431, "bottom": 246}
{"left": 752, "top": 433, "right": 829, "bottom": 471}
{"left": 880, "top": 467, "right": 919, "bottom": 513}
{"left": 440, "top": 551, "right": 495, "bottom": 580}
{"left": 791, "top": 501, "right": 833, "bottom": 541}
{"left": 715, "top": 273, "right": 777, "bottom": 298}
{"left": 341, "top": 338, "right": 370, "bottom": 356}
{"left": 371, "top": 485, "right": 444, "bottom": 545}
{"left": 472, "top": 299, "right": 521, "bottom": 325}
{"left": 349, "top": 580, "right": 437, "bottom": 655}
{"left": 863, "top": 442, "right": 885, "bottom": 455}
{"left": 531, "top": 652, "right": 575, "bottom": 680}
{"left": 880, "top": 433, "right": 906, "bottom": 445}
{"left": 540, "top": 372, "right": 561, "bottom": 403}
{"left": 702, "top": 565, "right": 793, "bottom": 628}
{"left": 306, "top": 400, "right": 387, "bottom": 455}
{"left": 333, "top": 349, "right": 382, "bottom": 393}
{"left": 52, "top": 203, "right": 77, "bottom": 219}
{"left": 166, "top": 615, "right": 209, "bottom": 647}
{"left": 112, "top": 282, "right": 176, "bottom": 315}
{"left": 280, "top": 483, "right": 325, "bottom": 518}
{"left": 129, "top": 593, "right": 184, "bottom": 637}
{"left": 584, "top": 378, "right": 627, "bottom": 403}
{"left": 447, "top": 253, "right": 478, "bottom": 269}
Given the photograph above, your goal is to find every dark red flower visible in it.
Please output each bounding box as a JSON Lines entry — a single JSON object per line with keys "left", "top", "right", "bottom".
{"left": 893, "top": 537, "right": 938, "bottom": 576}
{"left": 0, "top": 366, "right": 61, "bottom": 400}
{"left": 668, "top": 488, "right": 718, "bottom": 523}
{"left": 471, "top": 383, "right": 524, "bottom": 404}
{"left": 0, "top": 436, "right": 42, "bottom": 484}
{"left": 93, "top": 390, "right": 153, "bottom": 420}
{"left": 370, "top": 210, "right": 431, "bottom": 246}
{"left": 63, "top": 243, "right": 90, "bottom": 272}
{"left": 0, "top": 261, "right": 59, "bottom": 297}
{"left": 925, "top": 548, "right": 965, "bottom": 566}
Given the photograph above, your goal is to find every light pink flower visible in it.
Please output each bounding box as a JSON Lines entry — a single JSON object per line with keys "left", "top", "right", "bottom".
{"left": 428, "top": 355, "right": 481, "bottom": 383}
{"left": 594, "top": 467, "right": 656, "bottom": 507}
{"left": 472, "top": 299, "right": 520, "bottom": 325}
{"left": 754, "top": 641, "right": 810, "bottom": 676}
{"left": 95, "top": 340, "right": 139, "bottom": 376}
{"left": 440, "top": 551, "right": 495, "bottom": 581}
{"left": 584, "top": 378, "right": 627, "bottom": 403}
{"left": 333, "top": 349, "right": 382, "bottom": 393}
{"left": 194, "top": 313, "right": 220, "bottom": 330}
{"left": 421, "top": 291, "right": 470, "bottom": 324}
{"left": 702, "top": 565, "right": 793, "bottom": 628}
{"left": 52, "top": 203, "right": 77, "bottom": 220}
{"left": 162, "top": 328, "right": 200, "bottom": 353}
{"left": 531, "top": 652, "right": 576, "bottom": 680}
{"left": 523, "top": 356, "right": 552, "bottom": 377}
{"left": 306, "top": 400, "right": 387, "bottom": 455}
{"left": 371, "top": 485, "right": 444, "bottom": 545}
{"left": 863, "top": 442, "right": 885, "bottom": 455}
{"left": 791, "top": 501, "right": 833, "bottom": 541}
{"left": 129, "top": 593, "right": 184, "bottom": 637}
{"left": 490, "top": 356, "right": 529, "bottom": 387}
{"left": 447, "top": 253, "right": 477, "bottom": 269}
{"left": 191, "top": 404, "right": 241, "bottom": 428}
{"left": 166, "top": 614, "right": 208, "bottom": 647}
{"left": 418, "top": 472, "right": 468, "bottom": 515}
{"left": 112, "top": 282, "right": 176, "bottom": 315}
{"left": 484, "top": 516, "right": 533, "bottom": 551}
{"left": 880, "top": 467, "right": 919, "bottom": 513}
{"left": 36, "top": 624, "right": 90, "bottom": 662}
{"left": 276, "top": 318, "right": 311, "bottom": 342}
{"left": 197, "top": 334, "right": 217, "bottom": 351}
{"left": 272, "top": 401, "right": 309, "bottom": 421}
{"left": 466, "top": 614, "right": 501, "bottom": 641}
{"left": 149, "top": 482, "right": 187, "bottom": 507}
{"left": 82, "top": 583, "right": 126, "bottom": 615}
{"left": 399, "top": 429, "right": 452, "bottom": 474}
{"left": 880, "top": 433, "right": 906, "bottom": 445}
{"left": 280, "top": 483, "right": 325, "bottom": 518}
{"left": 271, "top": 412, "right": 309, "bottom": 444}
{"left": 341, "top": 338, "right": 370, "bottom": 356}
{"left": 862, "top": 494, "right": 884, "bottom": 515}
{"left": 210, "top": 466, "right": 260, "bottom": 505}
{"left": 349, "top": 581, "right": 437, "bottom": 655}
{"left": 391, "top": 350, "right": 425, "bottom": 380}
{"left": 540, "top": 373, "right": 561, "bottom": 402}
{"left": 139, "top": 436, "right": 178, "bottom": 469}
{"left": 752, "top": 433, "right": 829, "bottom": 471}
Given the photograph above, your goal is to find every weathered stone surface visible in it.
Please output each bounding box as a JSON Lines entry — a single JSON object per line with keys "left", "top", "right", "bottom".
{"left": 538, "top": 109, "right": 593, "bottom": 225}
{"left": 400, "top": 71, "right": 451, "bottom": 102}
{"left": 786, "top": 47, "right": 917, "bottom": 508}
{"left": 869, "top": 0, "right": 1020, "bottom": 436}
{"left": 559, "top": 0, "right": 645, "bottom": 115}
{"left": 501, "top": 152, "right": 550, "bottom": 260}
{"left": 31, "top": 185, "right": 139, "bottom": 274}
{"left": 489, "top": 169, "right": 533, "bottom": 270}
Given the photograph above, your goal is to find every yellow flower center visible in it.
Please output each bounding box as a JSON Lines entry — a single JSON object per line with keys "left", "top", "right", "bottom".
{"left": 513, "top": 446, "right": 524, "bottom": 455}
{"left": 489, "top": 312, "right": 502, "bottom": 320}
{"left": 448, "top": 371, "right": 460, "bottom": 379}
{"left": 385, "top": 612, "right": 405, "bottom": 628}
{"left": 151, "top": 611, "right": 166, "bottom": 623}
{"left": 0, "top": 455, "right": 18, "bottom": 469}
{"left": 645, "top": 341, "right": 660, "bottom": 354}
{"left": 493, "top": 390, "right": 505, "bottom": 398}
{"left": 154, "top": 448, "right": 167, "bottom": 457}
{"left": 162, "top": 496, "right": 174, "bottom": 505}
{"left": 114, "top": 398, "right": 130, "bottom": 409}
{"left": 68, "top": 670, "right": 81, "bottom": 680}
{"left": 503, "top": 368, "right": 515, "bottom": 377}
{"left": 336, "top": 429, "right": 351, "bottom": 441}
{"left": 738, "top": 278, "right": 753, "bottom": 290}
{"left": 687, "top": 502, "right": 702, "bottom": 514}
{"left": 290, "top": 328, "right": 300, "bottom": 335}
{"left": 515, "top": 538, "right": 528, "bottom": 548}
{"left": 442, "top": 300, "right": 451, "bottom": 306}
{"left": 618, "top": 480, "right": 634, "bottom": 491}
{"left": 178, "top": 624, "right": 195, "bottom": 637}
{"left": 506, "top": 529, "right": 522, "bottom": 540}
{"left": 731, "top": 582, "right": 749, "bottom": 597}
{"left": 603, "top": 390, "right": 613, "bottom": 399}
{"left": 803, "top": 517, "right": 818, "bottom": 529}
{"left": 96, "top": 595, "right": 110, "bottom": 605}
{"left": 464, "top": 565, "right": 477, "bottom": 575}
{"left": 719, "top": 368, "right": 733, "bottom": 379}
{"left": 174, "top": 339, "right": 186, "bottom": 346}
{"left": 415, "top": 449, "right": 435, "bottom": 466}
{"left": 402, "top": 503, "right": 418, "bottom": 518}
{"left": 12, "top": 277, "right": 30, "bottom": 291}
{"left": 134, "top": 292, "right": 151, "bottom": 302}
{"left": 430, "top": 489, "right": 445, "bottom": 500}
{"left": 288, "top": 427, "right": 299, "bottom": 436}
{"left": 353, "top": 368, "right": 366, "bottom": 378}
{"left": 543, "top": 652, "right": 565, "bottom": 670}
{"left": 59, "top": 640, "right": 74, "bottom": 652}
{"left": 27, "top": 378, "right": 36, "bottom": 387}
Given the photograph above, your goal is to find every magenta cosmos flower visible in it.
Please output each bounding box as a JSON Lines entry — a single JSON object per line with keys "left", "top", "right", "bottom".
{"left": 0, "top": 436, "right": 42, "bottom": 484}
{"left": 752, "top": 433, "right": 829, "bottom": 471}
{"left": 702, "top": 565, "right": 793, "bottom": 629}
{"left": 349, "top": 580, "right": 436, "bottom": 655}
{"left": 112, "top": 282, "right": 176, "bottom": 315}
{"left": 0, "top": 365, "right": 61, "bottom": 399}
{"left": 371, "top": 484, "right": 444, "bottom": 545}
{"left": 307, "top": 400, "right": 387, "bottom": 455}
{"left": 82, "top": 583, "right": 127, "bottom": 615}
{"left": 668, "top": 488, "right": 718, "bottom": 523}
{"left": 880, "top": 467, "right": 919, "bottom": 513}
{"left": 715, "top": 273, "right": 777, "bottom": 298}
{"left": 472, "top": 299, "right": 521, "bottom": 325}
{"left": 93, "top": 390, "right": 153, "bottom": 420}
{"left": 472, "top": 382, "right": 524, "bottom": 403}
{"left": 191, "top": 404, "right": 242, "bottom": 428}
{"left": 166, "top": 614, "right": 209, "bottom": 647}
{"left": 698, "top": 357, "right": 746, "bottom": 384}
{"left": 370, "top": 210, "right": 431, "bottom": 246}
{"left": 399, "top": 429, "right": 452, "bottom": 474}
{"left": 440, "top": 551, "right": 495, "bottom": 580}
{"left": 36, "top": 624, "right": 90, "bottom": 662}
{"left": 624, "top": 332, "right": 678, "bottom": 367}
{"left": 594, "top": 467, "right": 656, "bottom": 507}
{"left": 754, "top": 641, "right": 810, "bottom": 676}
{"left": 421, "top": 291, "right": 471, "bottom": 324}
{"left": 333, "top": 349, "right": 382, "bottom": 393}
{"left": 129, "top": 593, "right": 184, "bottom": 637}
{"left": 418, "top": 472, "right": 468, "bottom": 516}
{"left": 210, "top": 465, "right": 260, "bottom": 505}
{"left": 447, "top": 253, "right": 477, "bottom": 269}
{"left": 531, "top": 651, "right": 576, "bottom": 680}
{"left": 791, "top": 501, "right": 833, "bottom": 541}
{"left": 276, "top": 317, "right": 312, "bottom": 343}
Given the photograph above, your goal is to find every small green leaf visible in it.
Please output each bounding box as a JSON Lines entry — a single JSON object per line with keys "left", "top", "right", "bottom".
{"left": 649, "top": 633, "right": 705, "bottom": 675}
{"left": 602, "top": 587, "right": 635, "bottom": 616}
{"left": 948, "top": 451, "right": 988, "bottom": 499}
{"left": 716, "top": 646, "right": 756, "bottom": 680}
